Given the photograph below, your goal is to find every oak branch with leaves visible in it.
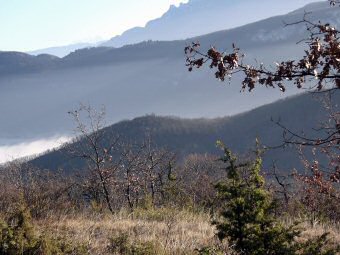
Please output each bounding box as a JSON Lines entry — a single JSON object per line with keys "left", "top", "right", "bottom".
{"left": 185, "top": 5, "right": 339, "bottom": 92}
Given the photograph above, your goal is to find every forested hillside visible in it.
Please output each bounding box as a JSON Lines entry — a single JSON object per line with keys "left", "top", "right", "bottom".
{"left": 31, "top": 91, "right": 339, "bottom": 172}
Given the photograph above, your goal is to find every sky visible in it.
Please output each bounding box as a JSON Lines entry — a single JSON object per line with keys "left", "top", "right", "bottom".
{"left": 0, "top": 0, "right": 188, "bottom": 52}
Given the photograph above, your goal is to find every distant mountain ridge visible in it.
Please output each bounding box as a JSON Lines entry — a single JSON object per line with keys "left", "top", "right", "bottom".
{"left": 28, "top": 42, "right": 99, "bottom": 58}
{"left": 30, "top": 91, "right": 340, "bottom": 172}
{"left": 25, "top": 0, "right": 322, "bottom": 57}
{"left": 100, "top": 0, "right": 322, "bottom": 48}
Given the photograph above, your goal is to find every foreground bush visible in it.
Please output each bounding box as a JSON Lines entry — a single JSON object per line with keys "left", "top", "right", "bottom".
{"left": 0, "top": 207, "right": 88, "bottom": 255}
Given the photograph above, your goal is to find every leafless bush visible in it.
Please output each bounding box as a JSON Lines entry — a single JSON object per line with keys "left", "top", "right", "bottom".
{"left": 0, "top": 161, "right": 76, "bottom": 218}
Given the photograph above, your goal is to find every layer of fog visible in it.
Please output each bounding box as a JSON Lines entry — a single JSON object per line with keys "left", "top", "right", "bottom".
{"left": 0, "top": 136, "right": 70, "bottom": 164}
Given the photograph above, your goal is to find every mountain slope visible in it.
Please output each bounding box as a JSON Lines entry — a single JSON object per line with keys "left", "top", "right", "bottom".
{"left": 0, "top": 51, "right": 60, "bottom": 75}
{"left": 30, "top": 91, "right": 340, "bottom": 172}
{"left": 101, "top": 0, "right": 322, "bottom": 48}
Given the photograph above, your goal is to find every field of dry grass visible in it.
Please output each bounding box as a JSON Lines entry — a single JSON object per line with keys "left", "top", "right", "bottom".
{"left": 296, "top": 221, "right": 340, "bottom": 247}
{"left": 32, "top": 208, "right": 340, "bottom": 255}
{"left": 35, "top": 208, "right": 217, "bottom": 254}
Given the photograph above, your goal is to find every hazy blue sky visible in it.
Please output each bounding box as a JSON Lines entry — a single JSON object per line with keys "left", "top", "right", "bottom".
{"left": 0, "top": 0, "right": 188, "bottom": 51}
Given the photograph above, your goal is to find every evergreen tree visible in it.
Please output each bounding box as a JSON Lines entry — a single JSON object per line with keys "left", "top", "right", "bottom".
{"left": 213, "top": 142, "right": 339, "bottom": 255}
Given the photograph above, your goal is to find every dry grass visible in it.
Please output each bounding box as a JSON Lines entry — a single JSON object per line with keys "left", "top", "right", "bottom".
{"left": 35, "top": 208, "right": 217, "bottom": 254}
{"left": 32, "top": 209, "right": 340, "bottom": 255}
{"left": 299, "top": 222, "right": 340, "bottom": 246}
{"left": 283, "top": 217, "right": 340, "bottom": 245}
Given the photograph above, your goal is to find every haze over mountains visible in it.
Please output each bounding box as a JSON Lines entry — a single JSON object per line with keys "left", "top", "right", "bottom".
{"left": 28, "top": 42, "right": 99, "bottom": 58}
{"left": 28, "top": 0, "right": 320, "bottom": 57}
{"left": 1, "top": 1, "right": 339, "bottom": 163}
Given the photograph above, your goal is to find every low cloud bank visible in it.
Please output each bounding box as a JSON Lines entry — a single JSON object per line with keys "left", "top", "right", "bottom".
{"left": 0, "top": 136, "right": 71, "bottom": 164}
